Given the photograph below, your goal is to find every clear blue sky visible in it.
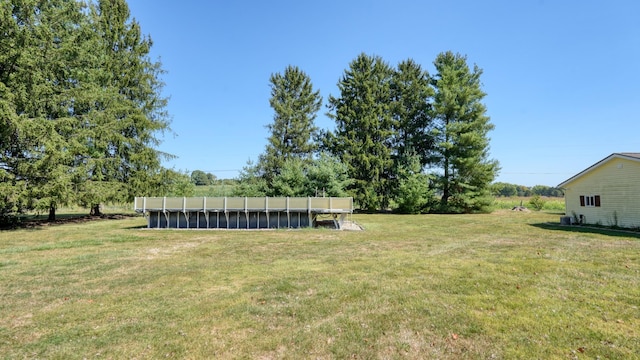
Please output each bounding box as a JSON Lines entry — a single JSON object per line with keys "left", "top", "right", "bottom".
{"left": 127, "top": 0, "right": 639, "bottom": 187}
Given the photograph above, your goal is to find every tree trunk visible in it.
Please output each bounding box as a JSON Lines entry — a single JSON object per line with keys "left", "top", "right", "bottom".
{"left": 441, "top": 156, "right": 450, "bottom": 207}
{"left": 48, "top": 205, "right": 56, "bottom": 221}
{"left": 90, "top": 204, "right": 101, "bottom": 216}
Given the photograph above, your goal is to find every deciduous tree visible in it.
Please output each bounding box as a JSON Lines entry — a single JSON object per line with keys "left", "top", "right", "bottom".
{"left": 191, "top": 170, "right": 215, "bottom": 185}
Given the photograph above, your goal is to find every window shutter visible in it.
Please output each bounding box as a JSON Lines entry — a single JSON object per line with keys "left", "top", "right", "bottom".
{"left": 595, "top": 195, "right": 601, "bottom": 207}
{"left": 580, "top": 196, "right": 585, "bottom": 206}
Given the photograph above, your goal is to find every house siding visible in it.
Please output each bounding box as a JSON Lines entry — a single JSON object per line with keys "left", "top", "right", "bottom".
{"left": 563, "top": 157, "right": 640, "bottom": 228}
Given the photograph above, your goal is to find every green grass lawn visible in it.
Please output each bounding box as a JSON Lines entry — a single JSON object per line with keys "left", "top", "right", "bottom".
{"left": 1, "top": 211, "right": 639, "bottom": 359}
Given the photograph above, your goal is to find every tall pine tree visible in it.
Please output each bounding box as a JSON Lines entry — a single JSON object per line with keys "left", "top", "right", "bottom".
{"left": 327, "top": 53, "right": 395, "bottom": 211}
{"left": 389, "top": 59, "right": 434, "bottom": 211}
{"left": 430, "top": 51, "right": 499, "bottom": 213}
{"left": 0, "top": 0, "right": 171, "bottom": 221}
{"left": 0, "top": 0, "right": 89, "bottom": 220}
{"left": 391, "top": 59, "right": 434, "bottom": 165}
{"left": 1, "top": 0, "right": 33, "bottom": 217}
{"left": 77, "top": 0, "right": 170, "bottom": 215}
{"left": 259, "top": 65, "right": 322, "bottom": 184}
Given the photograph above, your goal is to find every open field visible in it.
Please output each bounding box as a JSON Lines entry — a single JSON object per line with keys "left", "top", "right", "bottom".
{"left": 492, "top": 196, "right": 565, "bottom": 212}
{"left": 1, "top": 211, "right": 639, "bottom": 359}
{"left": 193, "top": 184, "right": 237, "bottom": 197}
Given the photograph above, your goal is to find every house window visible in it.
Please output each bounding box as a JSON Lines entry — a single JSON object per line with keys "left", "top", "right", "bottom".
{"left": 579, "top": 195, "right": 601, "bottom": 207}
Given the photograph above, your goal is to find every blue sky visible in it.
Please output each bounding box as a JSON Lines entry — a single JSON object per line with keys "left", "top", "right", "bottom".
{"left": 127, "top": 0, "right": 639, "bottom": 187}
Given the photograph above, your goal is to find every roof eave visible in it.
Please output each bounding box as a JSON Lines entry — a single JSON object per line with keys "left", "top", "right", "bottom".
{"left": 557, "top": 153, "right": 640, "bottom": 188}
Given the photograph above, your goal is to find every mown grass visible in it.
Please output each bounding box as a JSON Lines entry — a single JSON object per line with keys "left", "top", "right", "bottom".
{"left": 1, "top": 211, "right": 639, "bottom": 359}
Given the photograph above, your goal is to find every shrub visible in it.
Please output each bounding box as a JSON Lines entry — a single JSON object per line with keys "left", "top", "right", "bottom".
{"left": 528, "top": 195, "right": 546, "bottom": 211}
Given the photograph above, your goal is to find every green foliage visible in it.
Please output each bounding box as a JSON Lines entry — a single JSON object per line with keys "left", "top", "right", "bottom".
{"left": 235, "top": 154, "right": 351, "bottom": 197}
{"left": 530, "top": 184, "right": 563, "bottom": 197}
{"left": 391, "top": 59, "right": 434, "bottom": 167}
{"left": 321, "top": 52, "right": 499, "bottom": 213}
{"left": 259, "top": 65, "right": 322, "bottom": 183}
{"left": 528, "top": 194, "right": 546, "bottom": 211}
{"left": 327, "top": 53, "right": 395, "bottom": 211}
{"left": 304, "top": 153, "right": 351, "bottom": 197}
{"left": 193, "top": 182, "right": 237, "bottom": 197}
{"left": 162, "top": 170, "right": 196, "bottom": 197}
{"left": 270, "top": 158, "right": 307, "bottom": 196}
{"left": 191, "top": 170, "right": 216, "bottom": 186}
{"left": 430, "top": 51, "right": 499, "bottom": 213}
{"left": 492, "top": 196, "right": 564, "bottom": 212}
{"left": 492, "top": 183, "right": 563, "bottom": 197}
{"left": 491, "top": 182, "right": 518, "bottom": 197}
{"left": 393, "top": 151, "right": 433, "bottom": 214}
{"left": 0, "top": 0, "right": 170, "bottom": 220}
{"left": 234, "top": 160, "right": 268, "bottom": 196}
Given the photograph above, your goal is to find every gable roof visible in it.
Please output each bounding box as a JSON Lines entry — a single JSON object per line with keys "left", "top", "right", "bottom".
{"left": 557, "top": 153, "right": 640, "bottom": 188}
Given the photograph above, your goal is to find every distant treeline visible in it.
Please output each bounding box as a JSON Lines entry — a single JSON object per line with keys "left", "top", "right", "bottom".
{"left": 490, "top": 182, "right": 563, "bottom": 197}
{"left": 190, "top": 174, "right": 562, "bottom": 199}
{"left": 190, "top": 171, "right": 236, "bottom": 186}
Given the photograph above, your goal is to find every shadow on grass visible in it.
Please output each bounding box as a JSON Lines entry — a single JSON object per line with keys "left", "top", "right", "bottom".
{"left": 1, "top": 213, "right": 141, "bottom": 231}
{"left": 531, "top": 222, "right": 640, "bottom": 239}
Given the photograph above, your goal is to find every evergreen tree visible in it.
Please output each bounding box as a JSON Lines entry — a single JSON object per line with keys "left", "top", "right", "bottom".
{"left": 234, "top": 159, "right": 268, "bottom": 197}
{"left": 259, "top": 65, "right": 322, "bottom": 183}
{"left": 0, "top": 0, "right": 31, "bottom": 217}
{"left": 270, "top": 154, "right": 351, "bottom": 197}
{"left": 430, "top": 51, "right": 499, "bottom": 213}
{"left": 304, "top": 153, "right": 351, "bottom": 197}
{"left": 327, "top": 53, "right": 395, "bottom": 211}
{"left": 0, "top": 0, "right": 88, "bottom": 220}
{"left": 391, "top": 59, "right": 434, "bottom": 165}
{"left": 77, "top": 0, "right": 170, "bottom": 216}
{"left": 270, "top": 158, "right": 307, "bottom": 197}
{"left": 0, "top": 0, "right": 170, "bottom": 221}
{"left": 388, "top": 59, "right": 434, "bottom": 209}
{"left": 394, "top": 151, "right": 433, "bottom": 214}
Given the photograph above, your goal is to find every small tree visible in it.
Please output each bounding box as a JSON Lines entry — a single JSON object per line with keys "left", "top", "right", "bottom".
{"left": 234, "top": 160, "right": 267, "bottom": 197}
{"left": 528, "top": 195, "right": 546, "bottom": 211}
{"left": 270, "top": 158, "right": 307, "bottom": 197}
{"left": 394, "top": 151, "right": 433, "bottom": 214}
{"left": 305, "top": 153, "right": 351, "bottom": 197}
